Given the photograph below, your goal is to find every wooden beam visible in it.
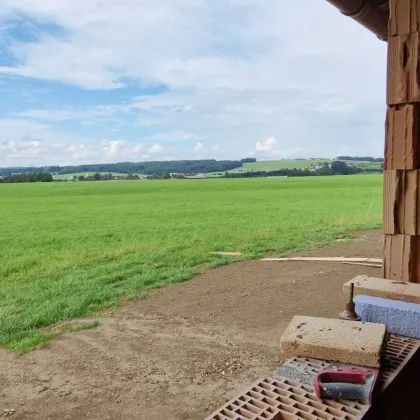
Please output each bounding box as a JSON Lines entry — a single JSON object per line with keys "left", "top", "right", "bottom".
{"left": 261, "top": 257, "right": 382, "bottom": 263}
{"left": 341, "top": 262, "right": 382, "bottom": 268}
{"left": 384, "top": 0, "right": 420, "bottom": 283}
{"left": 385, "top": 105, "right": 420, "bottom": 169}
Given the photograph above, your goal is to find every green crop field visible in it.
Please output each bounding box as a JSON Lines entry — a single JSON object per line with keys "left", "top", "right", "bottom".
{"left": 208, "top": 159, "right": 330, "bottom": 176}
{"left": 0, "top": 175, "right": 382, "bottom": 351}
{"left": 209, "top": 159, "right": 383, "bottom": 176}
{"left": 360, "top": 162, "right": 383, "bottom": 170}
{"left": 241, "top": 160, "right": 330, "bottom": 171}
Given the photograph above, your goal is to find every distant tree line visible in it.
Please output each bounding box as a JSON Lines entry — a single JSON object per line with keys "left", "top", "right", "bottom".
{"left": 75, "top": 173, "right": 142, "bottom": 181}
{"left": 336, "top": 156, "right": 384, "bottom": 162}
{"left": 223, "top": 161, "right": 382, "bottom": 179}
{"left": 0, "top": 173, "right": 53, "bottom": 183}
{"left": 0, "top": 159, "right": 249, "bottom": 177}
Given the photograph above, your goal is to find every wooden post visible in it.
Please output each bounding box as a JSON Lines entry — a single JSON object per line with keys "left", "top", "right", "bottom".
{"left": 384, "top": 0, "right": 420, "bottom": 282}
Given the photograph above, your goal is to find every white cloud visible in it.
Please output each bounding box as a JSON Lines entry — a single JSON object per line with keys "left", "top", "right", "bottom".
{"left": 255, "top": 136, "right": 303, "bottom": 159}
{"left": 149, "top": 144, "right": 164, "bottom": 154}
{"left": 104, "top": 139, "right": 127, "bottom": 157}
{"left": 0, "top": 1, "right": 386, "bottom": 93}
{"left": 0, "top": 123, "right": 169, "bottom": 166}
{"left": 0, "top": 0, "right": 388, "bottom": 165}
{"left": 132, "top": 144, "right": 144, "bottom": 154}
{"left": 256, "top": 137, "right": 277, "bottom": 152}
{"left": 18, "top": 106, "right": 123, "bottom": 122}
{"left": 193, "top": 142, "right": 205, "bottom": 152}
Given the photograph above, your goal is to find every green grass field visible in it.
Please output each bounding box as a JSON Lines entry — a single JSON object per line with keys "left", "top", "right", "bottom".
{"left": 0, "top": 176, "right": 382, "bottom": 351}
{"left": 209, "top": 160, "right": 328, "bottom": 176}
{"left": 209, "top": 159, "right": 382, "bottom": 176}
{"left": 360, "top": 162, "right": 383, "bottom": 170}
{"left": 241, "top": 159, "right": 330, "bottom": 171}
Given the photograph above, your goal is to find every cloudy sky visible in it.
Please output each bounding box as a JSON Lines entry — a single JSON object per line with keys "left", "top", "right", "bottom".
{"left": 0, "top": 0, "right": 387, "bottom": 167}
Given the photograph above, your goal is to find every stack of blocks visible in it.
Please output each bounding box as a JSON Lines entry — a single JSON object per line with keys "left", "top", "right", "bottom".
{"left": 345, "top": 275, "right": 420, "bottom": 340}
{"left": 280, "top": 275, "right": 420, "bottom": 368}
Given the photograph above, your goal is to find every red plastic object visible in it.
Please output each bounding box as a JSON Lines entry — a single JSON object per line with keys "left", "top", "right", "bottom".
{"left": 314, "top": 366, "right": 379, "bottom": 404}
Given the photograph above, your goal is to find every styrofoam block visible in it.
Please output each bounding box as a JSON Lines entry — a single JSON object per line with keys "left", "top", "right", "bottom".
{"left": 355, "top": 295, "right": 420, "bottom": 339}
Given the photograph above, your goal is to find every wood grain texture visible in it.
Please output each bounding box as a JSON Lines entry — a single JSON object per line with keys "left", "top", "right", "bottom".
{"left": 385, "top": 105, "right": 420, "bottom": 169}
{"left": 383, "top": 234, "right": 420, "bottom": 282}
{"left": 390, "top": 0, "right": 420, "bottom": 37}
{"left": 383, "top": 170, "right": 420, "bottom": 235}
{"left": 387, "top": 33, "right": 420, "bottom": 105}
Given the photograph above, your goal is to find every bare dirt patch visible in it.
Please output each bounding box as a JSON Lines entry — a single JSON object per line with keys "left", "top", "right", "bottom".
{"left": 0, "top": 231, "right": 382, "bottom": 420}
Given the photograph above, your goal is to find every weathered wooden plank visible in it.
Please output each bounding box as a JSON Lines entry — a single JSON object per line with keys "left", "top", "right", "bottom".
{"left": 341, "top": 262, "right": 382, "bottom": 268}
{"left": 390, "top": 0, "right": 420, "bottom": 37}
{"left": 383, "top": 170, "right": 420, "bottom": 235}
{"left": 261, "top": 257, "right": 382, "bottom": 263}
{"left": 385, "top": 105, "right": 420, "bottom": 170}
{"left": 387, "top": 33, "right": 420, "bottom": 105}
{"left": 383, "top": 234, "right": 420, "bottom": 282}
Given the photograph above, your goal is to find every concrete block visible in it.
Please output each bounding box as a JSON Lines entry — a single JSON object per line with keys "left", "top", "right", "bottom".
{"left": 355, "top": 295, "right": 420, "bottom": 339}
{"left": 345, "top": 275, "right": 420, "bottom": 304}
{"left": 280, "top": 316, "right": 387, "bottom": 368}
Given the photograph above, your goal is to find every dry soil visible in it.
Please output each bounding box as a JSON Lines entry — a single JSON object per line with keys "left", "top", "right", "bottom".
{"left": 0, "top": 230, "right": 382, "bottom": 420}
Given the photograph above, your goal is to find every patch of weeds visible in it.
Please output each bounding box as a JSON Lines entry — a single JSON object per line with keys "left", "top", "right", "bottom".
{"left": 125, "top": 290, "right": 147, "bottom": 301}
{"left": 50, "top": 319, "right": 100, "bottom": 335}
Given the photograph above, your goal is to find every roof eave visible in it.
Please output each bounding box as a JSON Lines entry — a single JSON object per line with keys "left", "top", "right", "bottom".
{"left": 326, "top": 0, "right": 389, "bottom": 41}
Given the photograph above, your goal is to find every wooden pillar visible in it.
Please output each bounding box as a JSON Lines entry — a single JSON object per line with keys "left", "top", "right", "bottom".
{"left": 384, "top": 0, "right": 420, "bottom": 282}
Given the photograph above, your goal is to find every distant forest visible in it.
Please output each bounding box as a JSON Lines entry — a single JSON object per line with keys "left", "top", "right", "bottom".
{"left": 337, "top": 156, "right": 383, "bottom": 162}
{"left": 0, "top": 157, "right": 385, "bottom": 179}
{"left": 222, "top": 160, "right": 381, "bottom": 179}
{"left": 0, "top": 173, "right": 53, "bottom": 183}
{"left": 0, "top": 159, "right": 256, "bottom": 177}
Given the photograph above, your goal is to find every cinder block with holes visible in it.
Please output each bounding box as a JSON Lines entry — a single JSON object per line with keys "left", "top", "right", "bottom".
{"left": 205, "top": 377, "right": 368, "bottom": 420}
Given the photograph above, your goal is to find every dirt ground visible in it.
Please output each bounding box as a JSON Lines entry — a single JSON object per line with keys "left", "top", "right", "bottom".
{"left": 0, "top": 231, "right": 382, "bottom": 420}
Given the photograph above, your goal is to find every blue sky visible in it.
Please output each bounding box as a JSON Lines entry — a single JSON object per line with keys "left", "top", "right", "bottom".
{"left": 0, "top": 0, "right": 387, "bottom": 167}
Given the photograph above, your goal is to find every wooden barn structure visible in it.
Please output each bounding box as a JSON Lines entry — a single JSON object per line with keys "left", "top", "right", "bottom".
{"left": 327, "top": 0, "right": 420, "bottom": 283}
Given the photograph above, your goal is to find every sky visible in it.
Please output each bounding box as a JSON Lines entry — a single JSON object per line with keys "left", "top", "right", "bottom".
{"left": 0, "top": 0, "right": 388, "bottom": 167}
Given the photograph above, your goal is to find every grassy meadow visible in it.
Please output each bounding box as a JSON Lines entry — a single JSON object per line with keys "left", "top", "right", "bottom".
{"left": 241, "top": 159, "right": 327, "bottom": 171}
{"left": 209, "top": 159, "right": 382, "bottom": 176}
{"left": 0, "top": 176, "right": 382, "bottom": 351}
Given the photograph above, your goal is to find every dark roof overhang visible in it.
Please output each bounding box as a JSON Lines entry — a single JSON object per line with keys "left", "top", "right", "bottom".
{"left": 326, "top": 0, "right": 389, "bottom": 41}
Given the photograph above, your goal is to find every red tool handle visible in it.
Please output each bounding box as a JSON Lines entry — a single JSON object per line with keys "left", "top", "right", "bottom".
{"left": 314, "top": 366, "right": 378, "bottom": 402}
